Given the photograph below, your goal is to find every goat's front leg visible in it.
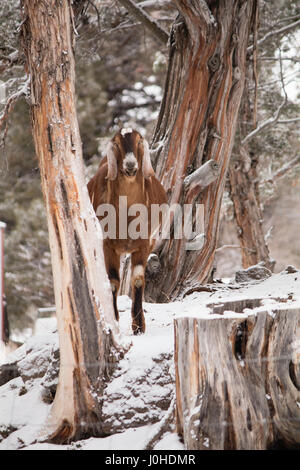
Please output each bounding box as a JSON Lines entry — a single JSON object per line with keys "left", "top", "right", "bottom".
{"left": 130, "top": 249, "right": 149, "bottom": 335}
{"left": 104, "top": 243, "right": 120, "bottom": 322}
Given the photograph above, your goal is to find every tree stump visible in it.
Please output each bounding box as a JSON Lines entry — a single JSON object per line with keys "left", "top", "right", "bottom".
{"left": 174, "top": 299, "right": 300, "bottom": 450}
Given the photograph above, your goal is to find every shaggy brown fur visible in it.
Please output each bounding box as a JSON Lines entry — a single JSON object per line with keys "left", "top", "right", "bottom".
{"left": 88, "top": 129, "right": 167, "bottom": 334}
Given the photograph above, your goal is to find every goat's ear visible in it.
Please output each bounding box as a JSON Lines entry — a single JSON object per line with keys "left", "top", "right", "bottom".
{"left": 106, "top": 141, "right": 118, "bottom": 181}
{"left": 142, "top": 138, "right": 155, "bottom": 179}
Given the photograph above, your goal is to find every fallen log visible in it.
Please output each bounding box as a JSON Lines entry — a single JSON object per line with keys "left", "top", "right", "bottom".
{"left": 174, "top": 300, "right": 300, "bottom": 450}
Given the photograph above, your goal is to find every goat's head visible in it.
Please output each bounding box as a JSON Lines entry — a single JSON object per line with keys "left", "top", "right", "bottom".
{"left": 106, "top": 128, "right": 155, "bottom": 181}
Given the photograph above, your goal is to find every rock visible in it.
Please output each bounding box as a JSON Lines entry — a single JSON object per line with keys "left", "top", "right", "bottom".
{"left": 0, "top": 344, "right": 26, "bottom": 386}
{"left": 40, "top": 346, "right": 60, "bottom": 403}
{"left": 18, "top": 334, "right": 58, "bottom": 382}
{"left": 101, "top": 351, "right": 174, "bottom": 435}
{"left": 283, "top": 265, "right": 298, "bottom": 274}
{"left": 0, "top": 330, "right": 58, "bottom": 385}
{"left": 0, "top": 361, "right": 20, "bottom": 387}
{"left": 235, "top": 265, "right": 272, "bottom": 283}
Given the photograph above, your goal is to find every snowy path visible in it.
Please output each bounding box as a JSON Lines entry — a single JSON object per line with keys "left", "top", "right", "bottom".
{"left": 0, "top": 268, "right": 299, "bottom": 450}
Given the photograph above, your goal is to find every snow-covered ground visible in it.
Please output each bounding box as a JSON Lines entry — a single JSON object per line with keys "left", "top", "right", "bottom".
{"left": 0, "top": 266, "right": 299, "bottom": 450}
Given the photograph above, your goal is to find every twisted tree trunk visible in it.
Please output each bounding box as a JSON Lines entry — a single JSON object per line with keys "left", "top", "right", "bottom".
{"left": 145, "top": 0, "right": 256, "bottom": 302}
{"left": 21, "top": 0, "right": 125, "bottom": 443}
{"left": 228, "top": 38, "right": 274, "bottom": 271}
{"left": 228, "top": 150, "right": 273, "bottom": 270}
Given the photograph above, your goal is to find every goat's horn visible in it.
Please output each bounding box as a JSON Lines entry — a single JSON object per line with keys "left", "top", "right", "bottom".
{"left": 106, "top": 141, "right": 118, "bottom": 181}
{"left": 142, "top": 139, "right": 155, "bottom": 179}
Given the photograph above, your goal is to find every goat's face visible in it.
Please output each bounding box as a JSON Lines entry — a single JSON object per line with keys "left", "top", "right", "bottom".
{"left": 106, "top": 128, "right": 154, "bottom": 181}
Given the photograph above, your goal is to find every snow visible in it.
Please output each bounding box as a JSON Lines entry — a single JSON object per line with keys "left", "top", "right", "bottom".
{"left": 175, "top": 268, "right": 300, "bottom": 320}
{"left": 153, "top": 432, "right": 183, "bottom": 451}
{"left": 23, "top": 424, "right": 183, "bottom": 451}
{"left": 0, "top": 378, "right": 50, "bottom": 450}
{"left": 0, "top": 268, "right": 299, "bottom": 450}
{"left": 100, "top": 296, "right": 175, "bottom": 434}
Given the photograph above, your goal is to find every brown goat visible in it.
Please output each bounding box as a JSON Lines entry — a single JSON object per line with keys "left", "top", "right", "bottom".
{"left": 87, "top": 128, "right": 167, "bottom": 334}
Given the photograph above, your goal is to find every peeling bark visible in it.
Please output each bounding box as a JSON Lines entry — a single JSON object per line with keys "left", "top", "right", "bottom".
{"left": 228, "top": 53, "right": 274, "bottom": 271}
{"left": 228, "top": 1, "right": 273, "bottom": 272}
{"left": 174, "top": 302, "right": 300, "bottom": 450}
{"left": 228, "top": 152, "right": 274, "bottom": 270}
{"left": 21, "top": 0, "right": 125, "bottom": 443}
{"left": 145, "top": 0, "right": 256, "bottom": 302}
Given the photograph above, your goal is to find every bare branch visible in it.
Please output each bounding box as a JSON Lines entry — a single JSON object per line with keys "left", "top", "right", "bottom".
{"left": 252, "top": 0, "right": 259, "bottom": 128}
{"left": 138, "top": 0, "right": 173, "bottom": 9}
{"left": 215, "top": 244, "right": 241, "bottom": 252}
{"left": 277, "top": 117, "right": 300, "bottom": 124}
{"left": 184, "top": 159, "right": 220, "bottom": 202}
{"left": 183, "top": 160, "right": 220, "bottom": 210}
{"left": 260, "top": 56, "right": 300, "bottom": 63}
{"left": 278, "top": 47, "right": 288, "bottom": 102}
{"left": 87, "top": 0, "right": 101, "bottom": 29}
{"left": 144, "top": 395, "right": 175, "bottom": 450}
{"left": 117, "top": 0, "right": 169, "bottom": 44}
{"left": 260, "top": 155, "right": 300, "bottom": 186}
{"left": 0, "top": 76, "right": 30, "bottom": 146}
{"left": 248, "top": 18, "right": 300, "bottom": 53}
{"left": 215, "top": 244, "right": 256, "bottom": 254}
{"left": 242, "top": 50, "right": 288, "bottom": 146}
{"left": 184, "top": 160, "right": 220, "bottom": 190}
{"left": 248, "top": 70, "right": 298, "bottom": 92}
{"left": 0, "top": 49, "right": 20, "bottom": 73}
{"left": 276, "top": 14, "right": 300, "bottom": 24}
{"left": 100, "top": 20, "right": 142, "bottom": 34}
{"left": 264, "top": 226, "right": 273, "bottom": 243}
{"left": 241, "top": 101, "right": 285, "bottom": 145}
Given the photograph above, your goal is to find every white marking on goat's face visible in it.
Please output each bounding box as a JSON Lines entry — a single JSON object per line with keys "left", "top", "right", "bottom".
{"left": 123, "top": 151, "right": 138, "bottom": 177}
{"left": 121, "top": 127, "right": 133, "bottom": 136}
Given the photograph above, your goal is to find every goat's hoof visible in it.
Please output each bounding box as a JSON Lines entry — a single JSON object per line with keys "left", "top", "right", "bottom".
{"left": 132, "top": 324, "right": 145, "bottom": 335}
{"left": 114, "top": 311, "right": 119, "bottom": 322}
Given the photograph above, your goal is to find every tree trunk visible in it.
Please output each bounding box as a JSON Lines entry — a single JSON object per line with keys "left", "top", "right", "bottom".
{"left": 145, "top": 0, "right": 256, "bottom": 302}
{"left": 174, "top": 300, "right": 300, "bottom": 450}
{"left": 228, "top": 32, "right": 274, "bottom": 271}
{"left": 21, "top": 0, "right": 125, "bottom": 443}
{"left": 228, "top": 151, "right": 273, "bottom": 270}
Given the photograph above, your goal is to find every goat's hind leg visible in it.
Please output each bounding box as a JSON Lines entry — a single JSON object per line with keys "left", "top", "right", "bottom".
{"left": 130, "top": 251, "right": 147, "bottom": 335}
